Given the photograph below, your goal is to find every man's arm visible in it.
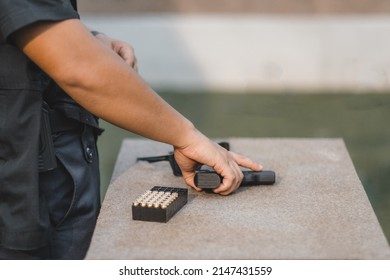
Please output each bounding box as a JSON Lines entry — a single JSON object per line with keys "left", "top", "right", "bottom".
{"left": 14, "top": 19, "right": 191, "bottom": 146}
{"left": 13, "top": 19, "right": 262, "bottom": 195}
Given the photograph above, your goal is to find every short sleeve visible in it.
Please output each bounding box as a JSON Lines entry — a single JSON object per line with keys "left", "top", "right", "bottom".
{"left": 0, "top": 0, "right": 79, "bottom": 42}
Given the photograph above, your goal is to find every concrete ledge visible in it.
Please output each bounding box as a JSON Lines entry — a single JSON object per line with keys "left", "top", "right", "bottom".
{"left": 82, "top": 15, "right": 390, "bottom": 92}
{"left": 86, "top": 138, "right": 390, "bottom": 259}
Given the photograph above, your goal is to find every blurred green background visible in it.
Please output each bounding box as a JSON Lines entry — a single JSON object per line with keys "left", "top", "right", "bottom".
{"left": 97, "top": 91, "right": 390, "bottom": 244}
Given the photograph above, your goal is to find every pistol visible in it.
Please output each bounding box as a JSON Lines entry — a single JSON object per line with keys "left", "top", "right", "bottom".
{"left": 194, "top": 170, "right": 276, "bottom": 189}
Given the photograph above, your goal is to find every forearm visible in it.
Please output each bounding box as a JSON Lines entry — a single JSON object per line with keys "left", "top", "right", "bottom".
{"left": 65, "top": 49, "right": 195, "bottom": 147}
{"left": 14, "top": 19, "right": 195, "bottom": 148}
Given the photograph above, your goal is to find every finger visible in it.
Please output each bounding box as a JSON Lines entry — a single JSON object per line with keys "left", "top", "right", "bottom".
{"left": 231, "top": 152, "right": 263, "bottom": 171}
{"left": 213, "top": 161, "right": 243, "bottom": 195}
{"left": 113, "top": 42, "right": 136, "bottom": 67}
{"left": 213, "top": 172, "right": 242, "bottom": 195}
{"left": 133, "top": 57, "right": 139, "bottom": 72}
{"left": 182, "top": 170, "right": 202, "bottom": 192}
{"left": 118, "top": 47, "right": 136, "bottom": 67}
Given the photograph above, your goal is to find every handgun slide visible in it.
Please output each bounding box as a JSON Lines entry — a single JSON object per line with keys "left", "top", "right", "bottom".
{"left": 194, "top": 170, "right": 276, "bottom": 189}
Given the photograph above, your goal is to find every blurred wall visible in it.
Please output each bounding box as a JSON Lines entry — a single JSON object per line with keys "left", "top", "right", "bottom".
{"left": 78, "top": 0, "right": 390, "bottom": 92}
{"left": 78, "top": 0, "right": 390, "bottom": 14}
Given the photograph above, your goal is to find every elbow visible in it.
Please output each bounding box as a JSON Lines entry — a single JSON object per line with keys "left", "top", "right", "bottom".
{"left": 50, "top": 56, "right": 126, "bottom": 117}
{"left": 51, "top": 61, "right": 105, "bottom": 107}
{"left": 53, "top": 63, "right": 95, "bottom": 92}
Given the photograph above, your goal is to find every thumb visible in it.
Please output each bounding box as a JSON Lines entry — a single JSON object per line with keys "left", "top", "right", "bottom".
{"left": 181, "top": 170, "right": 202, "bottom": 192}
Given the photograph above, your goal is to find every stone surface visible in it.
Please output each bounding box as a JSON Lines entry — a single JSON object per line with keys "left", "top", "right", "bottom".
{"left": 86, "top": 138, "right": 390, "bottom": 259}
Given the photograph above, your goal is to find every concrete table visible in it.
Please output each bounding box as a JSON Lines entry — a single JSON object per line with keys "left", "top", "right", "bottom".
{"left": 86, "top": 138, "right": 390, "bottom": 259}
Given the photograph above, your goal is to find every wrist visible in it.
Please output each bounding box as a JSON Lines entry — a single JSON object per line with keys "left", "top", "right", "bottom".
{"left": 173, "top": 120, "right": 199, "bottom": 149}
{"left": 173, "top": 121, "right": 212, "bottom": 155}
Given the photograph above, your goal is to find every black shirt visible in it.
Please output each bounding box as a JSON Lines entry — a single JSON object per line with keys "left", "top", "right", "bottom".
{"left": 0, "top": 0, "right": 100, "bottom": 250}
{"left": 0, "top": 0, "right": 79, "bottom": 42}
{"left": 0, "top": 0, "right": 101, "bottom": 126}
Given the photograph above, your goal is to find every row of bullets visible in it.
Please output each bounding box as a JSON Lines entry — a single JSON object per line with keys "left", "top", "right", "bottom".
{"left": 133, "top": 190, "right": 179, "bottom": 209}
